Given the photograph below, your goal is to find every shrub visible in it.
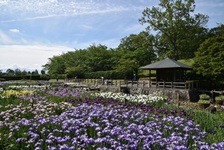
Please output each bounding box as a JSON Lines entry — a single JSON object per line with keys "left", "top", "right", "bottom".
{"left": 198, "top": 100, "right": 210, "bottom": 104}
{"left": 199, "top": 94, "right": 210, "bottom": 100}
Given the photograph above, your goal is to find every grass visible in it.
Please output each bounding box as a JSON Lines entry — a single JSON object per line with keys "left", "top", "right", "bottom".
{"left": 188, "top": 109, "right": 224, "bottom": 144}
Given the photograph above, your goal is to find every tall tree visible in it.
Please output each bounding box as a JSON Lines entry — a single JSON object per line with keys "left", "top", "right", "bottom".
{"left": 139, "top": 0, "right": 208, "bottom": 60}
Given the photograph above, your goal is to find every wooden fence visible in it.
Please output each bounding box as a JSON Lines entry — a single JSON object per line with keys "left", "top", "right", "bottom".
{"left": 73, "top": 79, "right": 199, "bottom": 90}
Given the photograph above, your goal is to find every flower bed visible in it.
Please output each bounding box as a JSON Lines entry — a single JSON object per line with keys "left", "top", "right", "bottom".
{"left": 45, "top": 87, "right": 83, "bottom": 98}
{"left": 0, "top": 86, "right": 224, "bottom": 149}
{"left": 0, "top": 90, "right": 34, "bottom": 99}
{"left": 92, "top": 92, "right": 164, "bottom": 104}
{"left": 3, "top": 102, "right": 224, "bottom": 150}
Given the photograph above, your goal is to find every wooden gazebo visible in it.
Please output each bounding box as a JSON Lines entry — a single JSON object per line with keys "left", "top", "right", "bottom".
{"left": 140, "top": 58, "right": 193, "bottom": 88}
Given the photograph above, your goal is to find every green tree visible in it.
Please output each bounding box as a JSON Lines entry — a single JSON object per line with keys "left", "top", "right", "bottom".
{"left": 65, "top": 65, "right": 84, "bottom": 78}
{"left": 42, "top": 45, "right": 117, "bottom": 79}
{"left": 14, "top": 68, "right": 22, "bottom": 76}
{"left": 41, "top": 70, "right": 45, "bottom": 75}
{"left": 139, "top": 0, "right": 208, "bottom": 60}
{"left": 193, "top": 35, "right": 224, "bottom": 81}
{"left": 32, "top": 69, "right": 39, "bottom": 75}
{"left": 113, "top": 52, "right": 137, "bottom": 80}
{"left": 6, "top": 69, "right": 15, "bottom": 76}
{"left": 43, "top": 55, "right": 66, "bottom": 77}
{"left": 62, "top": 50, "right": 89, "bottom": 78}
{"left": 116, "top": 32, "right": 156, "bottom": 79}
{"left": 208, "top": 24, "right": 224, "bottom": 37}
{"left": 21, "top": 70, "right": 27, "bottom": 79}
{"left": 85, "top": 44, "right": 115, "bottom": 72}
{"left": 119, "top": 31, "right": 156, "bottom": 65}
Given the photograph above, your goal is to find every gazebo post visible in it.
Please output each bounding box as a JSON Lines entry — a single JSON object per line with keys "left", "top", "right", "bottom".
{"left": 174, "top": 69, "right": 176, "bottom": 82}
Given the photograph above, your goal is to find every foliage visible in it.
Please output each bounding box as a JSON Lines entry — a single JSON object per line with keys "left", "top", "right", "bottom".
{"left": 42, "top": 54, "right": 66, "bottom": 76}
{"left": 116, "top": 32, "right": 157, "bottom": 79}
{"left": 199, "top": 94, "right": 210, "bottom": 99}
{"left": 85, "top": 44, "right": 115, "bottom": 72}
{"left": 198, "top": 100, "right": 210, "bottom": 104}
{"left": 193, "top": 35, "right": 224, "bottom": 81}
{"left": 189, "top": 110, "right": 224, "bottom": 144}
{"left": 0, "top": 68, "right": 45, "bottom": 81}
{"left": 65, "top": 65, "right": 84, "bottom": 78}
{"left": 139, "top": 0, "right": 208, "bottom": 60}
{"left": 42, "top": 44, "right": 120, "bottom": 79}
{"left": 209, "top": 24, "right": 224, "bottom": 37}
{"left": 215, "top": 96, "right": 224, "bottom": 101}
{"left": 178, "top": 58, "right": 194, "bottom": 66}
{"left": 84, "top": 70, "right": 123, "bottom": 79}
{"left": 118, "top": 31, "right": 157, "bottom": 66}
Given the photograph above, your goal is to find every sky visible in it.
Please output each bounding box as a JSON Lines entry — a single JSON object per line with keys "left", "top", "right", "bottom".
{"left": 0, "top": 0, "right": 224, "bottom": 72}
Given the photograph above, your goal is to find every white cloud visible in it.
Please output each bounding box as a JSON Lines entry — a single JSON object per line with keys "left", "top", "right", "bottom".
{"left": 0, "top": 30, "right": 13, "bottom": 44}
{"left": 0, "top": 45, "right": 74, "bottom": 71}
{"left": 0, "top": 0, "right": 8, "bottom": 5}
{"left": 0, "top": 29, "right": 29, "bottom": 45}
{"left": 0, "top": 0, "right": 141, "bottom": 22}
{"left": 9, "top": 28, "right": 20, "bottom": 33}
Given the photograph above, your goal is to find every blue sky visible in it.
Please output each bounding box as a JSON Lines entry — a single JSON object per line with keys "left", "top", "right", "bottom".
{"left": 0, "top": 0, "right": 224, "bottom": 72}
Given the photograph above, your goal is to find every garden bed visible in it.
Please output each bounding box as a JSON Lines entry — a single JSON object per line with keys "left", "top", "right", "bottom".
{"left": 0, "top": 84, "right": 224, "bottom": 149}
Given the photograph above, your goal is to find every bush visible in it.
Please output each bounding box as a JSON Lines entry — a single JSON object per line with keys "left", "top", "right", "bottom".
{"left": 199, "top": 94, "right": 210, "bottom": 100}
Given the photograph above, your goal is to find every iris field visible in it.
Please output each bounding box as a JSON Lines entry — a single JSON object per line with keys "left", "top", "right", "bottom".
{"left": 0, "top": 83, "right": 224, "bottom": 150}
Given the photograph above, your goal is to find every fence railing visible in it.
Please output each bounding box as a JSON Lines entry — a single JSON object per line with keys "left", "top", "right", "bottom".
{"left": 70, "top": 79, "right": 199, "bottom": 89}
{"left": 0, "top": 79, "right": 199, "bottom": 89}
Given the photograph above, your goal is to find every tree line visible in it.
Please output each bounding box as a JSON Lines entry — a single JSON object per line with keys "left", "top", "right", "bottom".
{"left": 0, "top": 69, "right": 48, "bottom": 81}
{"left": 0, "top": 69, "right": 45, "bottom": 76}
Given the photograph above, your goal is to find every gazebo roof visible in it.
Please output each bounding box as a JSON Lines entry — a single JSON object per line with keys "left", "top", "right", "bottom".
{"left": 140, "top": 58, "right": 192, "bottom": 70}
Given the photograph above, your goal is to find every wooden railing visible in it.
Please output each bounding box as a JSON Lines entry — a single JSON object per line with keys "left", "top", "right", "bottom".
{"left": 71, "top": 79, "right": 199, "bottom": 89}
{"left": 0, "top": 79, "right": 199, "bottom": 90}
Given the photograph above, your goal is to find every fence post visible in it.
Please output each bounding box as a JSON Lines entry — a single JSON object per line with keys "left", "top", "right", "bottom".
{"left": 177, "top": 92, "right": 180, "bottom": 108}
